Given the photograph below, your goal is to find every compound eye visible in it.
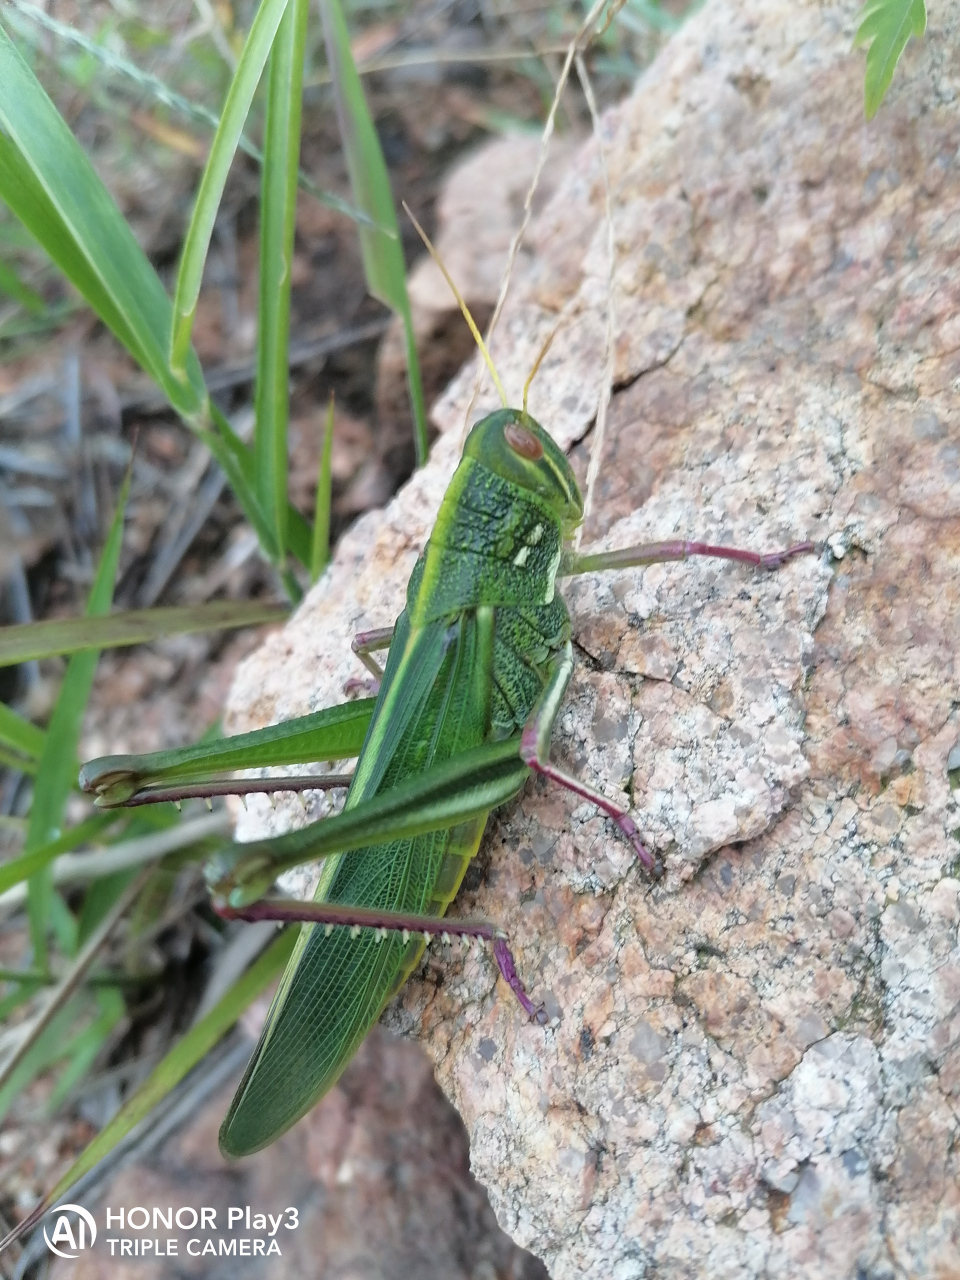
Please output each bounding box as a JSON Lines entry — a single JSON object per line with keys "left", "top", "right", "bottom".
{"left": 504, "top": 422, "right": 544, "bottom": 460}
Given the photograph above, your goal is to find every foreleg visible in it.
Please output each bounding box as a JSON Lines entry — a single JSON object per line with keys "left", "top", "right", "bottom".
{"left": 562, "top": 538, "right": 817, "bottom": 577}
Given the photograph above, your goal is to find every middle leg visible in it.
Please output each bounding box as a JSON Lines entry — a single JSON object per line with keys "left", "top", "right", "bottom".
{"left": 345, "top": 625, "right": 396, "bottom": 696}
{"left": 519, "top": 641, "right": 658, "bottom": 873}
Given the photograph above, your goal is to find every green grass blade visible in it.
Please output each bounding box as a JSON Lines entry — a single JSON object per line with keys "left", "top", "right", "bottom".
{"left": 0, "top": 928, "right": 296, "bottom": 1251}
{"left": 254, "top": 0, "right": 309, "bottom": 564}
{"left": 0, "top": 813, "right": 226, "bottom": 907}
{"left": 620, "top": 0, "right": 684, "bottom": 34}
{"left": 0, "top": 701, "right": 45, "bottom": 761}
{"left": 317, "top": 0, "right": 428, "bottom": 467}
{"left": 0, "top": 298, "right": 82, "bottom": 340}
{"left": 192, "top": 409, "right": 309, "bottom": 589}
{"left": 0, "top": 985, "right": 43, "bottom": 1022}
{"left": 25, "top": 470, "right": 130, "bottom": 970}
{"left": 47, "top": 987, "right": 125, "bottom": 1113}
{"left": 0, "top": 813, "right": 122, "bottom": 897}
{"left": 79, "top": 698, "right": 376, "bottom": 805}
{"left": 0, "top": 23, "right": 206, "bottom": 418}
{"left": 0, "top": 255, "right": 44, "bottom": 312}
{"left": 0, "top": 22, "right": 313, "bottom": 579}
{"left": 400, "top": 296, "right": 428, "bottom": 465}
{"left": 170, "top": 0, "right": 292, "bottom": 376}
{"left": 853, "top": 0, "right": 926, "bottom": 118}
{"left": 0, "top": 999, "right": 82, "bottom": 1123}
{"left": 0, "top": 746, "right": 37, "bottom": 775}
{"left": 0, "top": 870, "right": 149, "bottom": 1121}
{"left": 0, "top": 602, "right": 288, "bottom": 667}
{"left": 0, "top": 867, "right": 149, "bottom": 1098}
{"left": 197, "top": 410, "right": 279, "bottom": 563}
{"left": 206, "top": 403, "right": 313, "bottom": 569}
{"left": 48, "top": 888, "right": 78, "bottom": 954}
{"left": 77, "top": 866, "right": 139, "bottom": 947}
{"left": 310, "top": 397, "right": 335, "bottom": 582}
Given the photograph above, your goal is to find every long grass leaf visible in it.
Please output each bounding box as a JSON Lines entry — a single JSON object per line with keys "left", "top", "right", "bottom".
{"left": 205, "top": 403, "right": 313, "bottom": 568}
{"left": 48, "top": 887, "right": 78, "bottom": 954}
{"left": 77, "top": 867, "right": 138, "bottom": 947}
{"left": 0, "top": 23, "right": 206, "bottom": 418}
{"left": 0, "top": 17, "right": 321, "bottom": 583}
{"left": 0, "top": 984, "right": 43, "bottom": 1022}
{"left": 317, "top": 0, "right": 428, "bottom": 466}
{"left": 47, "top": 987, "right": 125, "bottom": 1113}
{"left": 0, "top": 928, "right": 296, "bottom": 1253}
{"left": 0, "top": 23, "right": 314, "bottom": 577}
{"left": 25, "top": 471, "right": 130, "bottom": 970}
{"left": 311, "top": 396, "right": 335, "bottom": 581}
{"left": 0, "top": 746, "right": 37, "bottom": 775}
{"left": 853, "top": 0, "right": 926, "bottom": 118}
{"left": 0, "top": 601, "right": 287, "bottom": 667}
{"left": 197, "top": 409, "right": 278, "bottom": 563}
{"left": 170, "top": 0, "right": 291, "bottom": 375}
{"left": 0, "top": 299, "right": 82, "bottom": 341}
{"left": 0, "top": 1000, "right": 83, "bottom": 1123}
{"left": 254, "top": 0, "right": 309, "bottom": 563}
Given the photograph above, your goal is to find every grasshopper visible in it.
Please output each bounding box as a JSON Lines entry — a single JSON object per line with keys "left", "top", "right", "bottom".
{"left": 80, "top": 242, "right": 814, "bottom": 1158}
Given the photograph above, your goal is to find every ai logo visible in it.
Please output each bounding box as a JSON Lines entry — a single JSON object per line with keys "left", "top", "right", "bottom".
{"left": 43, "top": 1204, "right": 97, "bottom": 1259}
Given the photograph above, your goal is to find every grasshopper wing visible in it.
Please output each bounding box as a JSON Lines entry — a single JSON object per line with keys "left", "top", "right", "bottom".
{"left": 219, "top": 605, "right": 501, "bottom": 1155}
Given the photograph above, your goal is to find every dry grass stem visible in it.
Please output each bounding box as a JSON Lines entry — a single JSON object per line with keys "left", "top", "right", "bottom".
{"left": 574, "top": 50, "right": 617, "bottom": 549}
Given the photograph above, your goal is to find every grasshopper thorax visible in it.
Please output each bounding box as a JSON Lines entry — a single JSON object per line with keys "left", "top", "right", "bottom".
{"left": 410, "top": 410, "right": 583, "bottom": 624}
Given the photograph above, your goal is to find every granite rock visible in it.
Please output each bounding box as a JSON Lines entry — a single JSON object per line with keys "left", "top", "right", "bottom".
{"left": 226, "top": 0, "right": 960, "bottom": 1274}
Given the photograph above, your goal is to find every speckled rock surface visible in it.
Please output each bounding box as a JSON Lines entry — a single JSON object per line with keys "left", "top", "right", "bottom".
{"left": 225, "top": 0, "right": 960, "bottom": 1275}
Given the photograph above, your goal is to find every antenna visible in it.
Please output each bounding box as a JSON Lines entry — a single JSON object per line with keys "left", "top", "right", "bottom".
{"left": 401, "top": 202, "right": 508, "bottom": 410}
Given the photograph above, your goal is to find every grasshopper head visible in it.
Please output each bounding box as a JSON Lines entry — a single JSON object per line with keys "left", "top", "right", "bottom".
{"left": 463, "top": 409, "right": 583, "bottom": 539}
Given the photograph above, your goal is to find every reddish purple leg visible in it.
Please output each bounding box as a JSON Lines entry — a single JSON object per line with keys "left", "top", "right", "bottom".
{"left": 493, "top": 937, "right": 546, "bottom": 1021}
{"left": 215, "top": 896, "right": 545, "bottom": 1021}
{"left": 520, "top": 640, "right": 659, "bottom": 874}
{"left": 343, "top": 675, "right": 383, "bottom": 697}
{"left": 351, "top": 626, "right": 394, "bottom": 684}
{"left": 563, "top": 538, "right": 818, "bottom": 578}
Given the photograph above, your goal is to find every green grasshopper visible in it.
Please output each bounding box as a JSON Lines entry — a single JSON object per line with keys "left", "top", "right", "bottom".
{"left": 80, "top": 250, "right": 814, "bottom": 1158}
